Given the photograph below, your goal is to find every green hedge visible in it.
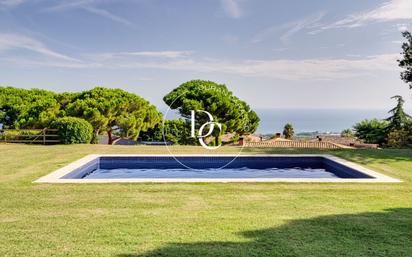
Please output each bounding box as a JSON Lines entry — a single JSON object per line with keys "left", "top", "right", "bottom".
{"left": 51, "top": 117, "right": 93, "bottom": 144}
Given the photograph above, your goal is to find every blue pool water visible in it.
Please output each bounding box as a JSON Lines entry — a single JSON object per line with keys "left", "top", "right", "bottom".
{"left": 85, "top": 167, "right": 336, "bottom": 179}
{"left": 63, "top": 156, "right": 372, "bottom": 179}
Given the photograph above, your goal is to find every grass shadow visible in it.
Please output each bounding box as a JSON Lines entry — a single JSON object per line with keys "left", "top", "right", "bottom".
{"left": 119, "top": 208, "right": 412, "bottom": 257}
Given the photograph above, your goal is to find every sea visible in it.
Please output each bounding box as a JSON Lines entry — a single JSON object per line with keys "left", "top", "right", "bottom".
{"left": 161, "top": 108, "right": 412, "bottom": 135}
{"left": 255, "top": 109, "right": 396, "bottom": 134}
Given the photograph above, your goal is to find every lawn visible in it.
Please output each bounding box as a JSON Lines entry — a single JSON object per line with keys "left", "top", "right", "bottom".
{"left": 0, "top": 144, "right": 411, "bottom": 257}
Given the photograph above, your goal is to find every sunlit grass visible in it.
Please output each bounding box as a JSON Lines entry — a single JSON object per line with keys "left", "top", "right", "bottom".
{"left": 0, "top": 144, "right": 411, "bottom": 256}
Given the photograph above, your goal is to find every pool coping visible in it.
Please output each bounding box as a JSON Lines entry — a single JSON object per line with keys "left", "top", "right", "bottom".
{"left": 33, "top": 154, "right": 401, "bottom": 183}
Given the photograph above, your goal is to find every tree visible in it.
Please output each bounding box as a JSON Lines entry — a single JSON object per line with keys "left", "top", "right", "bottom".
{"left": 140, "top": 119, "right": 197, "bottom": 145}
{"left": 163, "top": 80, "right": 260, "bottom": 145}
{"left": 399, "top": 31, "right": 412, "bottom": 89}
{"left": 341, "top": 129, "right": 354, "bottom": 138}
{"left": 0, "top": 87, "right": 60, "bottom": 129}
{"left": 282, "top": 123, "right": 294, "bottom": 139}
{"left": 56, "top": 92, "right": 80, "bottom": 116}
{"left": 352, "top": 97, "right": 412, "bottom": 147}
{"left": 386, "top": 95, "right": 411, "bottom": 131}
{"left": 66, "top": 87, "right": 162, "bottom": 144}
{"left": 353, "top": 119, "right": 389, "bottom": 145}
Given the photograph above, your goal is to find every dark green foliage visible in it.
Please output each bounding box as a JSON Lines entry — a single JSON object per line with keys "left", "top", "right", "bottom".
{"left": 0, "top": 87, "right": 60, "bottom": 129}
{"left": 386, "top": 95, "right": 411, "bottom": 130}
{"left": 282, "top": 123, "right": 294, "bottom": 139}
{"left": 384, "top": 96, "right": 412, "bottom": 147}
{"left": 55, "top": 92, "right": 80, "bottom": 116}
{"left": 387, "top": 129, "right": 412, "bottom": 148}
{"left": 51, "top": 117, "right": 93, "bottom": 144}
{"left": 353, "top": 119, "right": 389, "bottom": 145}
{"left": 354, "top": 96, "right": 412, "bottom": 147}
{"left": 163, "top": 80, "right": 260, "bottom": 145}
{"left": 140, "top": 119, "right": 198, "bottom": 145}
{"left": 399, "top": 31, "right": 412, "bottom": 89}
{"left": 0, "top": 86, "right": 162, "bottom": 145}
{"left": 65, "top": 87, "right": 162, "bottom": 144}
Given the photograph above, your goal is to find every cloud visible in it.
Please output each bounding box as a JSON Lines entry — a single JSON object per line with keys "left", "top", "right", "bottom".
{"left": 1, "top": 0, "right": 133, "bottom": 26}
{"left": 81, "top": 5, "right": 133, "bottom": 26}
{"left": 85, "top": 51, "right": 193, "bottom": 63}
{"left": 220, "top": 0, "right": 242, "bottom": 18}
{"left": 319, "top": 0, "right": 412, "bottom": 30}
{"left": 396, "top": 23, "right": 408, "bottom": 31}
{"left": 279, "top": 12, "right": 325, "bottom": 43}
{"left": 0, "top": 33, "right": 80, "bottom": 62}
{"left": 4, "top": 52, "right": 400, "bottom": 81}
{"left": 118, "top": 51, "right": 193, "bottom": 58}
{"left": 0, "top": 0, "right": 25, "bottom": 8}
{"left": 44, "top": 0, "right": 133, "bottom": 27}
{"left": 2, "top": 57, "right": 94, "bottom": 68}
{"left": 128, "top": 54, "right": 399, "bottom": 81}
{"left": 81, "top": 52, "right": 400, "bottom": 81}
{"left": 252, "top": 12, "right": 325, "bottom": 44}
{"left": 0, "top": 33, "right": 400, "bottom": 81}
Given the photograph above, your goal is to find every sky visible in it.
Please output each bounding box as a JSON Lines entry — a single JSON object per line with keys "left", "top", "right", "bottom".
{"left": 0, "top": 0, "right": 412, "bottom": 111}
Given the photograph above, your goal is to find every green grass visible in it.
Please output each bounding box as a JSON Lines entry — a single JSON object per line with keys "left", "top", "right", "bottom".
{"left": 0, "top": 144, "right": 412, "bottom": 257}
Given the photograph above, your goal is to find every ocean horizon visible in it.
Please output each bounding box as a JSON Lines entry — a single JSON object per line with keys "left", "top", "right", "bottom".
{"left": 163, "top": 108, "right": 412, "bottom": 135}
{"left": 254, "top": 108, "right": 411, "bottom": 134}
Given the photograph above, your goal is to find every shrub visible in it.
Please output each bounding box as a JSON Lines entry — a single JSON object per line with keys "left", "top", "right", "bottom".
{"left": 353, "top": 119, "right": 389, "bottom": 145}
{"left": 387, "top": 129, "right": 411, "bottom": 148}
{"left": 51, "top": 117, "right": 93, "bottom": 144}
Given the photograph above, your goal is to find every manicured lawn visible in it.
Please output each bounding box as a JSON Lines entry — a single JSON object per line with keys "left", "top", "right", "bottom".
{"left": 0, "top": 144, "right": 411, "bottom": 257}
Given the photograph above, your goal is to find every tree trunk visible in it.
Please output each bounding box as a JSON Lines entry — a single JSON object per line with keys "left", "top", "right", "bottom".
{"left": 214, "top": 128, "right": 223, "bottom": 147}
{"left": 107, "top": 130, "right": 113, "bottom": 145}
{"left": 91, "top": 130, "right": 100, "bottom": 144}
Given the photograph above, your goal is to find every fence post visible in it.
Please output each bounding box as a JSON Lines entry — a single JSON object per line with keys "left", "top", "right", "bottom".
{"left": 43, "top": 129, "right": 46, "bottom": 145}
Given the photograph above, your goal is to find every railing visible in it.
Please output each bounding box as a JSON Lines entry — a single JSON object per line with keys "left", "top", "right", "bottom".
{"left": 245, "top": 140, "right": 342, "bottom": 149}
{"left": 0, "top": 128, "right": 60, "bottom": 145}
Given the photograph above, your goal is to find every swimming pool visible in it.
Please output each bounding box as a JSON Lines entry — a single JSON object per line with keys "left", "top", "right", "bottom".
{"left": 34, "top": 155, "right": 400, "bottom": 183}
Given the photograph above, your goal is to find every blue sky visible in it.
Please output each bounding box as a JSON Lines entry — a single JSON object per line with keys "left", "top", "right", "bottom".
{"left": 0, "top": 0, "right": 411, "bottom": 111}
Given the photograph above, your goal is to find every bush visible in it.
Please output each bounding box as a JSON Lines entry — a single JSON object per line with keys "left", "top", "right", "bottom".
{"left": 51, "top": 117, "right": 93, "bottom": 144}
{"left": 387, "top": 129, "right": 411, "bottom": 148}
{"left": 353, "top": 119, "right": 389, "bottom": 145}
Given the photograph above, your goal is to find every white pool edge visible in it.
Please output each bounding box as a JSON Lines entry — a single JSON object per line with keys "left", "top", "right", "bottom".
{"left": 33, "top": 154, "right": 401, "bottom": 183}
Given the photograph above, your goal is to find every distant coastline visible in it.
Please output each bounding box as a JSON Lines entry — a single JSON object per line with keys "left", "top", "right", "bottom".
{"left": 162, "top": 108, "right": 412, "bottom": 135}
{"left": 255, "top": 108, "right": 412, "bottom": 134}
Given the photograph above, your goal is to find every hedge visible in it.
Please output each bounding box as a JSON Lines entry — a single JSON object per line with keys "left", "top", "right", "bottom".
{"left": 51, "top": 117, "right": 93, "bottom": 144}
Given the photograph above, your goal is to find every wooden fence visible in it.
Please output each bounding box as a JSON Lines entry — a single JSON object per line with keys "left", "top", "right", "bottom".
{"left": 0, "top": 128, "right": 60, "bottom": 145}
{"left": 245, "top": 140, "right": 343, "bottom": 149}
